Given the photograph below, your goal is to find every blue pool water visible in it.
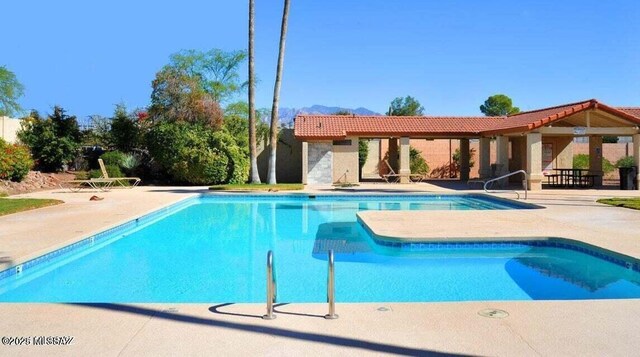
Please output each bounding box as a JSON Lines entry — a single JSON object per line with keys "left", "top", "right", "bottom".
{"left": 1, "top": 194, "right": 639, "bottom": 303}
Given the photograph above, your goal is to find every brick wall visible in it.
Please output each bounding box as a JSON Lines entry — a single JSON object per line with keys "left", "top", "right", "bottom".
{"left": 375, "top": 139, "right": 496, "bottom": 178}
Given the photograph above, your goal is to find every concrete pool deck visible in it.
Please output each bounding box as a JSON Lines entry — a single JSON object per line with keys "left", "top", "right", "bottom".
{"left": 1, "top": 183, "right": 640, "bottom": 356}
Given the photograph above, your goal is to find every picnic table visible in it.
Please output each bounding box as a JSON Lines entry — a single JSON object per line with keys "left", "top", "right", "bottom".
{"left": 546, "top": 168, "right": 598, "bottom": 188}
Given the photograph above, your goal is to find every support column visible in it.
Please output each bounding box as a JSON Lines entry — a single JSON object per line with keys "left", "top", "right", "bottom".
{"left": 526, "top": 132, "right": 543, "bottom": 190}
{"left": 301, "top": 141, "right": 308, "bottom": 184}
{"left": 388, "top": 138, "right": 399, "bottom": 173}
{"left": 633, "top": 134, "right": 640, "bottom": 190}
{"left": 478, "top": 137, "right": 491, "bottom": 178}
{"left": 399, "top": 137, "right": 410, "bottom": 183}
{"left": 459, "top": 138, "right": 470, "bottom": 181}
{"left": 496, "top": 136, "right": 509, "bottom": 187}
{"left": 589, "top": 136, "right": 603, "bottom": 187}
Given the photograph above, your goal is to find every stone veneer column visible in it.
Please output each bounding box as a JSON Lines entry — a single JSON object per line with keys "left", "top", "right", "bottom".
{"left": 459, "top": 139, "right": 470, "bottom": 181}
{"left": 634, "top": 134, "right": 640, "bottom": 190}
{"left": 478, "top": 137, "right": 491, "bottom": 178}
{"left": 399, "top": 137, "right": 410, "bottom": 183}
{"left": 589, "top": 136, "right": 603, "bottom": 187}
{"left": 526, "top": 133, "right": 543, "bottom": 190}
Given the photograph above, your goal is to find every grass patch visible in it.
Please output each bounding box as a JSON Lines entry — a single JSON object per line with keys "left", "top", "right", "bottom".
{"left": 209, "top": 183, "right": 304, "bottom": 191}
{"left": 596, "top": 198, "right": 640, "bottom": 210}
{"left": 333, "top": 182, "right": 360, "bottom": 188}
{"left": 0, "top": 198, "right": 63, "bottom": 216}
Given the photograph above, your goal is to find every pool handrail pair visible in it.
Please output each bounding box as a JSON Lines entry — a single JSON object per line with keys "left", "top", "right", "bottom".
{"left": 262, "top": 250, "right": 338, "bottom": 320}
{"left": 483, "top": 169, "right": 528, "bottom": 200}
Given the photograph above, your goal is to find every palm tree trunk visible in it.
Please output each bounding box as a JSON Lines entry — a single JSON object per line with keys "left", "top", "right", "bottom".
{"left": 267, "top": 0, "right": 290, "bottom": 184}
{"left": 248, "top": 0, "right": 261, "bottom": 183}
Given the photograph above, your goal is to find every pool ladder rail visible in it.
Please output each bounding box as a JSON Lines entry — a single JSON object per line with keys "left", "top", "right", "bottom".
{"left": 324, "top": 249, "right": 338, "bottom": 319}
{"left": 262, "top": 249, "right": 338, "bottom": 320}
{"left": 262, "top": 250, "right": 277, "bottom": 320}
{"left": 483, "top": 169, "right": 528, "bottom": 200}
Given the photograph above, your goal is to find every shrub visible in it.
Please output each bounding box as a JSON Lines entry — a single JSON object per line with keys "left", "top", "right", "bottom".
{"left": 358, "top": 140, "right": 369, "bottom": 169}
{"left": 120, "top": 153, "right": 140, "bottom": 176}
{"left": 100, "top": 151, "right": 126, "bottom": 167}
{"left": 616, "top": 156, "right": 636, "bottom": 168}
{"left": 573, "top": 154, "right": 615, "bottom": 174}
{"left": 410, "top": 146, "right": 429, "bottom": 175}
{"left": 89, "top": 164, "right": 123, "bottom": 179}
{"left": 146, "top": 121, "right": 248, "bottom": 185}
{"left": 0, "top": 138, "right": 33, "bottom": 182}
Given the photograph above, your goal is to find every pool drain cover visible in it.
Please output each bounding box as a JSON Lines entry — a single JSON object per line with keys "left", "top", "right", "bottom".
{"left": 478, "top": 308, "right": 509, "bottom": 318}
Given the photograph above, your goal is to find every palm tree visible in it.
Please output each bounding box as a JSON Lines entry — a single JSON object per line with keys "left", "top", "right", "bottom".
{"left": 267, "top": 0, "right": 291, "bottom": 184}
{"left": 248, "top": 0, "right": 261, "bottom": 183}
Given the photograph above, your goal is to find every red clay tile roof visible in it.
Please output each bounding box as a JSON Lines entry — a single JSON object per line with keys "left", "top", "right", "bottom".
{"left": 294, "top": 115, "right": 505, "bottom": 139}
{"left": 617, "top": 107, "right": 640, "bottom": 119}
{"left": 481, "top": 99, "right": 596, "bottom": 135}
{"left": 294, "top": 99, "right": 640, "bottom": 139}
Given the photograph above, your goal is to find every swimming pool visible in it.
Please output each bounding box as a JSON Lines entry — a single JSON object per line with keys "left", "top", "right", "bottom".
{"left": 1, "top": 194, "right": 639, "bottom": 302}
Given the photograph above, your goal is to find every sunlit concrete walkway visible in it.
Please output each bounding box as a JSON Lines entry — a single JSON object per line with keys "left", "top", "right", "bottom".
{"left": 1, "top": 183, "right": 640, "bottom": 356}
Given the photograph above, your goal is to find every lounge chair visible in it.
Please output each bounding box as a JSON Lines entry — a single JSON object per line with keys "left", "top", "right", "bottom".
{"left": 61, "top": 178, "right": 115, "bottom": 192}
{"left": 382, "top": 160, "right": 423, "bottom": 183}
{"left": 95, "top": 159, "right": 141, "bottom": 188}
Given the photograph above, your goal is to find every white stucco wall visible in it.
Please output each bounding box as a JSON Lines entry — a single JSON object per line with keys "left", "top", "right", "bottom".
{"left": 1, "top": 116, "right": 21, "bottom": 143}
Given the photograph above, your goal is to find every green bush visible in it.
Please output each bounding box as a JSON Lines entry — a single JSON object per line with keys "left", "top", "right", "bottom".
{"left": 120, "top": 153, "right": 140, "bottom": 176}
{"left": 17, "top": 107, "right": 81, "bottom": 172}
{"left": 89, "top": 164, "right": 123, "bottom": 179}
{"left": 410, "top": 146, "right": 429, "bottom": 175}
{"left": 358, "top": 140, "right": 369, "bottom": 168}
{"left": 100, "top": 151, "right": 126, "bottom": 167}
{"left": 0, "top": 138, "right": 33, "bottom": 182}
{"left": 146, "top": 121, "right": 248, "bottom": 185}
{"left": 573, "top": 154, "right": 615, "bottom": 174}
{"left": 616, "top": 156, "right": 636, "bottom": 168}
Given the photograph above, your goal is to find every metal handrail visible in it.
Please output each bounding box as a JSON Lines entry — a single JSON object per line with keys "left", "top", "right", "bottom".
{"left": 483, "top": 169, "right": 528, "bottom": 200}
{"left": 262, "top": 250, "right": 277, "bottom": 320}
{"left": 324, "top": 249, "right": 338, "bottom": 319}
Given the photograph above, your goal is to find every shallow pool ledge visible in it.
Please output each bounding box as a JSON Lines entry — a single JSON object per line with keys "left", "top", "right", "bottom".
{"left": 357, "top": 210, "right": 558, "bottom": 242}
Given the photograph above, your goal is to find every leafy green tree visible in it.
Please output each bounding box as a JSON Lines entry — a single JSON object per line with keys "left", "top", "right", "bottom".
{"left": 0, "top": 66, "right": 25, "bottom": 117}
{"left": 168, "top": 49, "right": 247, "bottom": 103}
{"left": 480, "top": 94, "right": 520, "bottom": 116}
{"left": 18, "top": 107, "right": 81, "bottom": 172}
{"left": 149, "top": 66, "right": 224, "bottom": 128}
{"left": 83, "top": 114, "right": 112, "bottom": 147}
{"left": 110, "top": 104, "right": 141, "bottom": 152}
{"left": 223, "top": 101, "right": 269, "bottom": 155}
{"left": 387, "top": 96, "right": 424, "bottom": 116}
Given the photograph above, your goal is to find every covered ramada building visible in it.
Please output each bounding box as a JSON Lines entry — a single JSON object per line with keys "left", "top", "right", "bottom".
{"left": 294, "top": 99, "right": 640, "bottom": 190}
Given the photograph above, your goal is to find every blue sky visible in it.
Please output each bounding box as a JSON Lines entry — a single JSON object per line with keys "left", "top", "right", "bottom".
{"left": 4, "top": 0, "right": 639, "bottom": 120}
